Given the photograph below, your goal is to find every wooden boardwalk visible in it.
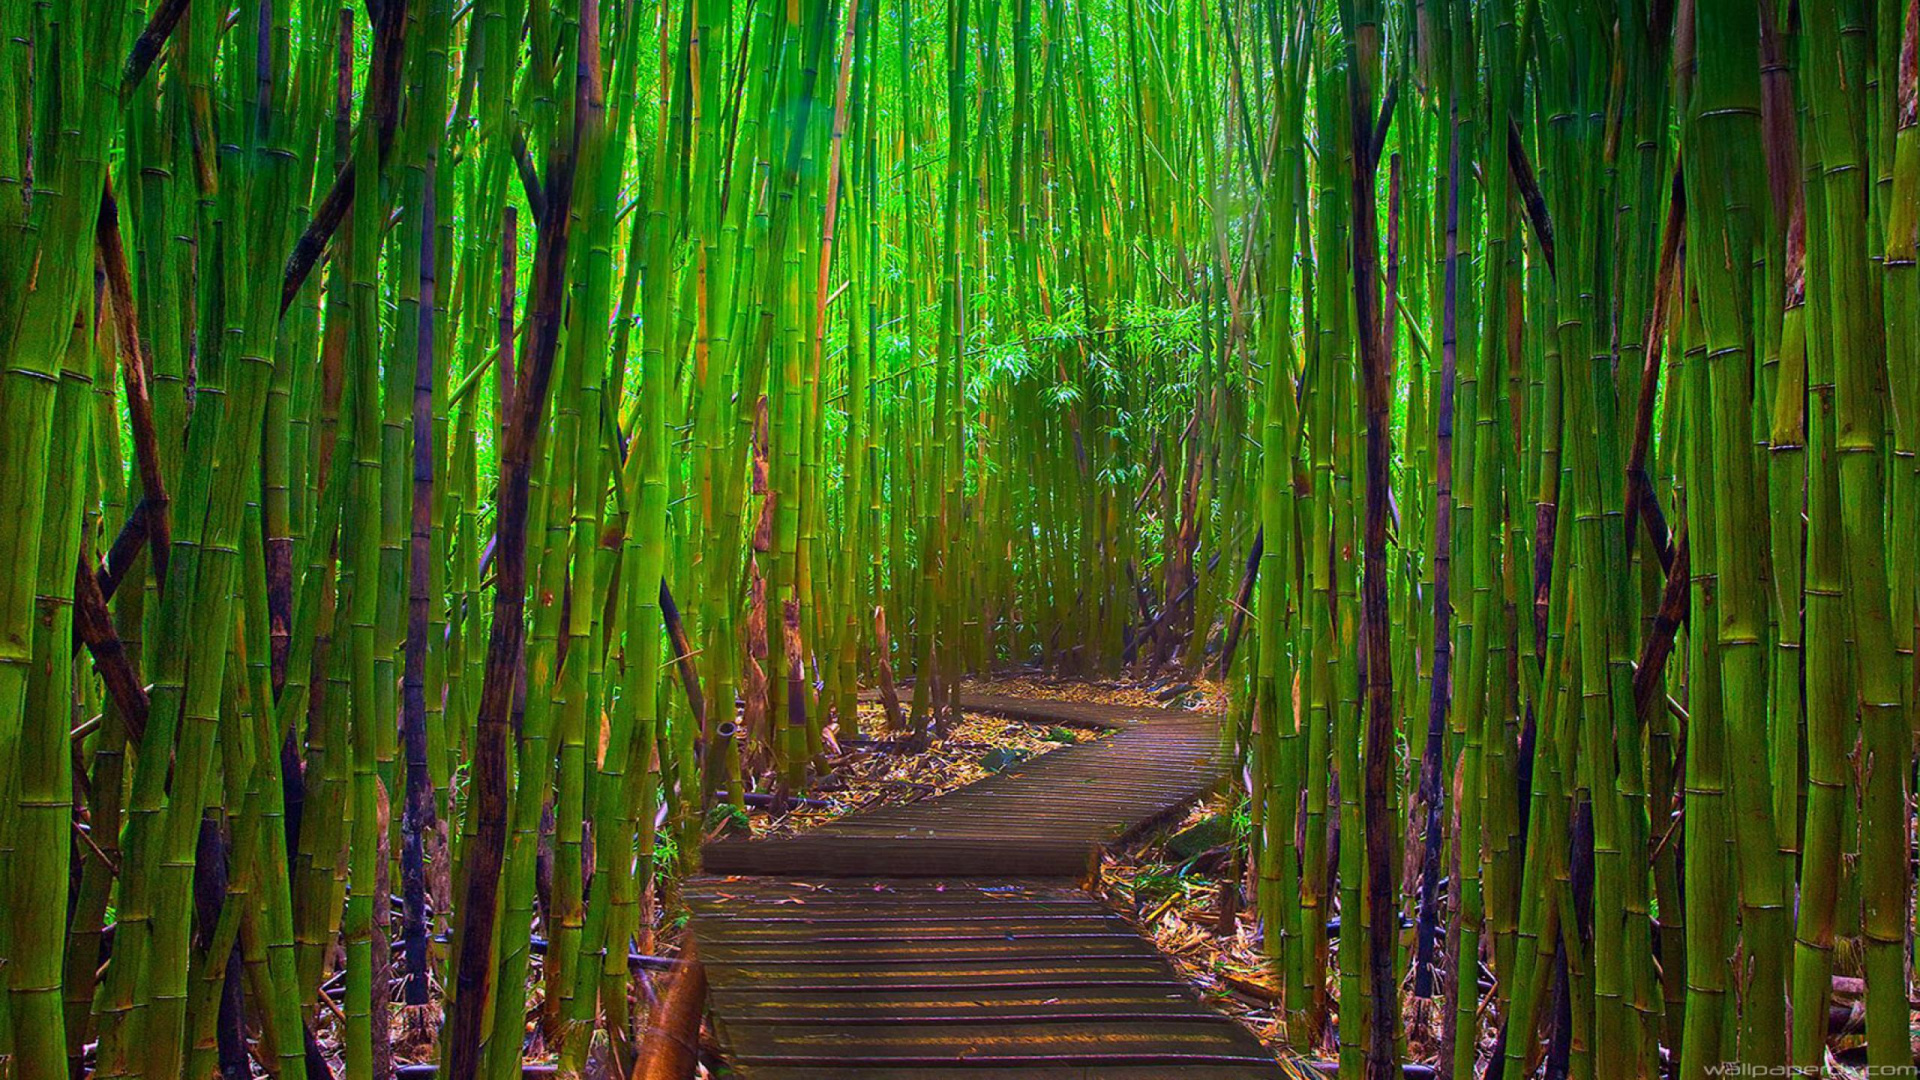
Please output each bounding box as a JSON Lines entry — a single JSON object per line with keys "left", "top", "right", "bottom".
{"left": 687, "top": 688, "right": 1284, "bottom": 1078}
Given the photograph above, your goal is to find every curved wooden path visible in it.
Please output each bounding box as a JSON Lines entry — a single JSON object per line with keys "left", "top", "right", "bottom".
{"left": 686, "top": 687, "right": 1286, "bottom": 1078}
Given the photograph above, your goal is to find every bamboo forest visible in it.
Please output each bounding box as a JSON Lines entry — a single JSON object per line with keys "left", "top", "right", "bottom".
{"left": 5, "top": 0, "right": 1920, "bottom": 1076}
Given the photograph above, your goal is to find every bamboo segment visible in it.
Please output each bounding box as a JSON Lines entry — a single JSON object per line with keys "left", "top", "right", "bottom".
{"left": 0, "top": 1, "right": 1915, "bottom": 1077}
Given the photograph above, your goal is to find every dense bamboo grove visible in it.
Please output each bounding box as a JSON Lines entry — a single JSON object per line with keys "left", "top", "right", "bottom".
{"left": 1234, "top": 1, "right": 1920, "bottom": 1077}
{"left": 1, "top": 0, "right": 1917, "bottom": 1076}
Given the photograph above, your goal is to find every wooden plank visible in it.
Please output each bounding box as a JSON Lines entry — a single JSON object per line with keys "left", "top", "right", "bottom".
{"left": 722, "top": 1019, "right": 1276, "bottom": 1057}
{"left": 698, "top": 933, "right": 1159, "bottom": 957}
{"left": 745, "top": 1066, "right": 1283, "bottom": 1080}
{"left": 703, "top": 836, "right": 1095, "bottom": 877}
{"left": 727, "top": 1051, "right": 1284, "bottom": 1071}
{"left": 707, "top": 989, "right": 1226, "bottom": 1020}
{"left": 701, "top": 919, "right": 1134, "bottom": 938}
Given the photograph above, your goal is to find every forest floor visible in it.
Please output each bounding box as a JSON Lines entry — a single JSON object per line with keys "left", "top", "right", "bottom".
{"left": 691, "top": 670, "right": 1251, "bottom": 1079}
{"left": 662, "top": 671, "right": 1909, "bottom": 1080}
{"left": 341, "top": 672, "right": 1238, "bottom": 1077}
{"left": 316, "top": 672, "right": 1902, "bottom": 1078}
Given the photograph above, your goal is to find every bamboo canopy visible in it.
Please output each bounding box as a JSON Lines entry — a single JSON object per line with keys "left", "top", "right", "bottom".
{"left": 0, "top": 0, "right": 1915, "bottom": 1077}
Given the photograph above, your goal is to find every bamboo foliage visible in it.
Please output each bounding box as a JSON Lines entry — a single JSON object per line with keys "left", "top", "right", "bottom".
{"left": 2, "top": 0, "right": 1919, "bottom": 1078}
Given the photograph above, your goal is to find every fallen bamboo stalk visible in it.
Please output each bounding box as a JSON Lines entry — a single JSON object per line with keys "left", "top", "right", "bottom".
{"left": 630, "top": 945, "right": 708, "bottom": 1080}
